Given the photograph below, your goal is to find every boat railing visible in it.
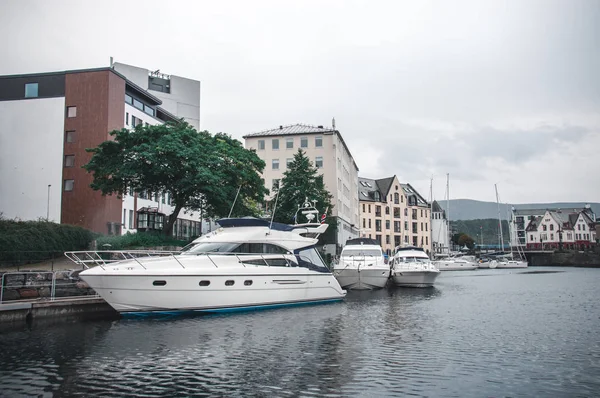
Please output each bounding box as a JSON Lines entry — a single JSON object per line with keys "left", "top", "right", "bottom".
{"left": 64, "top": 251, "right": 307, "bottom": 270}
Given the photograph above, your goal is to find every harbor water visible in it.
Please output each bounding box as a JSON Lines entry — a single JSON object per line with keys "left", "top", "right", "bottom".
{"left": 1, "top": 267, "right": 599, "bottom": 397}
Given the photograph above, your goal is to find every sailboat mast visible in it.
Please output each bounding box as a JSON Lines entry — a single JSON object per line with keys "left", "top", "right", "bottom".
{"left": 495, "top": 184, "right": 504, "bottom": 252}
{"left": 446, "top": 173, "right": 450, "bottom": 253}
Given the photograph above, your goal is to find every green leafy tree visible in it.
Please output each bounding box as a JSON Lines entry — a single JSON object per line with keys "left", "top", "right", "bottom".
{"left": 84, "top": 122, "right": 267, "bottom": 236}
{"left": 272, "top": 149, "right": 335, "bottom": 243}
{"left": 458, "top": 233, "right": 475, "bottom": 250}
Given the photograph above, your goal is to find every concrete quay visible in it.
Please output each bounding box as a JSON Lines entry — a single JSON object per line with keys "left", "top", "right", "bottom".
{"left": 0, "top": 296, "right": 118, "bottom": 329}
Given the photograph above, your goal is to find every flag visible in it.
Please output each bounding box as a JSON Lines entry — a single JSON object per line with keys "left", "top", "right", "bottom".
{"left": 320, "top": 207, "right": 329, "bottom": 224}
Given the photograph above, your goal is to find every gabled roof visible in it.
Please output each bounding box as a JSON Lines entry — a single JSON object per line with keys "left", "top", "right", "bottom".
{"left": 377, "top": 176, "right": 396, "bottom": 198}
{"left": 525, "top": 216, "right": 542, "bottom": 231}
{"left": 358, "top": 177, "right": 383, "bottom": 203}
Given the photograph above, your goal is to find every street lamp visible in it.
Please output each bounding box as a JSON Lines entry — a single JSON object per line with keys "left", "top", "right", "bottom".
{"left": 46, "top": 184, "right": 51, "bottom": 221}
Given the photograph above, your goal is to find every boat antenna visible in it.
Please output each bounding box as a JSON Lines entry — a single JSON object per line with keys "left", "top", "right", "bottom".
{"left": 269, "top": 188, "right": 280, "bottom": 231}
{"left": 228, "top": 185, "right": 242, "bottom": 218}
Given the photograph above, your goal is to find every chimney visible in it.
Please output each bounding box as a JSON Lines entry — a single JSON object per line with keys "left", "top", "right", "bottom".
{"left": 279, "top": 125, "right": 283, "bottom": 129}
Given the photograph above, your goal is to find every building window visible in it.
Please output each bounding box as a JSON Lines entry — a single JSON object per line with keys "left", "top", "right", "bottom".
{"left": 385, "top": 206, "right": 390, "bottom": 215}
{"left": 272, "top": 139, "right": 279, "bottom": 150}
{"left": 65, "top": 131, "right": 75, "bottom": 143}
{"left": 376, "top": 235, "right": 382, "bottom": 244}
{"left": 530, "top": 235, "right": 534, "bottom": 241}
{"left": 394, "top": 221, "right": 401, "bottom": 233}
{"left": 125, "top": 94, "right": 133, "bottom": 104}
{"left": 394, "top": 207, "right": 400, "bottom": 218}
{"left": 404, "top": 208, "right": 408, "bottom": 217}
{"left": 376, "top": 220, "right": 382, "bottom": 232}
{"left": 133, "top": 98, "right": 144, "bottom": 111}
{"left": 301, "top": 137, "right": 308, "bottom": 148}
{"left": 386, "top": 235, "right": 390, "bottom": 244}
{"left": 126, "top": 112, "right": 129, "bottom": 125}
{"left": 543, "top": 225, "right": 547, "bottom": 231}
{"left": 64, "top": 155, "right": 75, "bottom": 167}
{"left": 258, "top": 140, "right": 265, "bottom": 150}
{"left": 272, "top": 159, "right": 279, "bottom": 170}
{"left": 426, "top": 237, "right": 429, "bottom": 245}
{"left": 368, "top": 204, "right": 371, "bottom": 213}
{"left": 551, "top": 233, "right": 554, "bottom": 241}
{"left": 315, "top": 157, "right": 323, "bottom": 168}
{"left": 550, "top": 224, "right": 554, "bottom": 231}
{"left": 144, "top": 105, "right": 155, "bottom": 116}
{"left": 161, "top": 192, "right": 166, "bottom": 204}
{"left": 123, "top": 209, "right": 127, "bottom": 226}
{"left": 368, "top": 219, "right": 372, "bottom": 228}
{"left": 286, "top": 138, "right": 293, "bottom": 149}
{"left": 362, "top": 204, "right": 365, "bottom": 212}
{"left": 315, "top": 136, "right": 323, "bottom": 147}
{"left": 25, "top": 83, "right": 38, "bottom": 98}
{"left": 66, "top": 106, "right": 77, "bottom": 118}
{"left": 375, "top": 206, "right": 381, "bottom": 217}
{"left": 287, "top": 158, "right": 293, "bottom": 168}
{"left": 129, "top": 210, "right": 134, "bottom": 229}
{"left": 64, "top": 179, "right": 74, "bottom": 191}
{"left": 131, "top": 115, "right": 137, "bottom": 127}
{"left": 363, "top": 218, "right": 366, "bottom": 228}
{"left": 386, "top": 220, "right": 390, "bottom": 230}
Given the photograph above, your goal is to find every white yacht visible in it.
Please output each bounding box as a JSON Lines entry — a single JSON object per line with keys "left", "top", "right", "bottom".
{"left": 65, "top": 203, "right": 346, "bottom": 315}
{"left": 391, "top": 246, "right": 440, "bottom": 287}
{"left": 332, "top": 238, "right": 390, "bottom": 290}
{"left": 492, "top": 255, "right": 528, "bottom": 269}
{"left": 433, "top": 256, "right": 479, "bottom": 271}
{"left": 477, "top": 259, "right": 497, "bottom": 269}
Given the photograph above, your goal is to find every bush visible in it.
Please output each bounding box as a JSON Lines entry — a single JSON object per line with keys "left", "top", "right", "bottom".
{"left": 0, "top": 219, "right": 95, "bottom": 266}
{"left": 95, "top": 231, "right": 190, "bottom": 250}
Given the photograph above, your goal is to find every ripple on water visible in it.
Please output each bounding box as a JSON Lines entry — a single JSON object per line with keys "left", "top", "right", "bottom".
{"left": 0, "top": 267, "right": 599, "bottom": 397}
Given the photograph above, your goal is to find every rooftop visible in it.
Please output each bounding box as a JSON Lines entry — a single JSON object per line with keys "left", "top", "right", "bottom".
{"left": 243, "top": 123, "right": 335, "bottom": 138}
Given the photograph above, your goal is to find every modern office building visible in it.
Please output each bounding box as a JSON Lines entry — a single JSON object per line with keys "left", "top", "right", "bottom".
{"left": 358, "top": 175, "right": 432, "bottom": 255}
{"left": 0, "top": 64, "right": 203, "bottom": 239}
{"left": 243, "top": 123, "right": 360, "bottom": 251}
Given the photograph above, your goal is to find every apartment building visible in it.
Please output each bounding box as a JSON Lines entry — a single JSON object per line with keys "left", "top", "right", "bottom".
{"left": 510, "top": 205, "right": 596, "bottom": 248}
{"left": 0, "top": 64, "right": 203, "bottom": 239}
{"left": 524, "top": 209, "right": 596, "bottom": 250}
{"left": 243, "top": 123, "right": 360, "bottom": 249}
{"left": 358, "top": 175, "right": 431, "bottom": 255}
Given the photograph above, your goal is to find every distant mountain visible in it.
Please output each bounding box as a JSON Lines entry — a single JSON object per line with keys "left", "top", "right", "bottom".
{"left": 436, "top": 199, "right": 600, "bottom": 221}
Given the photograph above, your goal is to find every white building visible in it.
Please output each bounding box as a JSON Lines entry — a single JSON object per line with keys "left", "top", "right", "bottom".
{"left": 525, "top": 209, "right": 596, "bottom": 250}
{"left": 243, "top": 123, "right": 360, "bottom": 250}
{"left": 112, "top": 62, "right": 201, "bottom": 130}
{"left": 430, "top": 200, "right": 449, "bottom": 255}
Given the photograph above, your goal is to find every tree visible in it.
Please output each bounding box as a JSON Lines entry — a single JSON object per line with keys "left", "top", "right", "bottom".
{"left": 272, "top": 149, "right": 334, "bottom": 243}
{"left": 458, "top": 233, "right": 475, "bottom": 250}
{"left": 84, "top": 122, "right": 268, "bottom": 236}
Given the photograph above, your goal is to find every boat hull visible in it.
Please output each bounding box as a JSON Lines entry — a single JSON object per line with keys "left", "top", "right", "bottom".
{"left": 434, "top": 261, "right": 478, "bottom": 271}
{"left": 333, "top": 267, "right": 390, "bottom": 290}
{"left": 477, "top": 262, "right": 497, "bottom": 269}
{"left": 80, "top": 272, "right": 346, "bottom": 314}
{"left": 391, "top": 270, "right": 440, "bottom": 288}
{"left": 494, "top": 260, "right": 528, "bottom": 269}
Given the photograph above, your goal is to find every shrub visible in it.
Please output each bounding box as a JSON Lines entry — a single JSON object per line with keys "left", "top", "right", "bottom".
{"left": 0, "top": 220, "right": 94, "bottom": 266}
{"left": 95, "top": 231, "right": 190, "bottom": 250}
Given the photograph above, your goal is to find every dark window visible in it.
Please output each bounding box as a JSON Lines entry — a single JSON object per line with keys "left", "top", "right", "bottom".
{"left": 65, "top": 131, "right": 75, "bottom": 143}
{"left": 375, "top": 206, "right": 381, "bottom": 217}
{"left": 258, "top": 140, "right": 265, "bottom": 150}
{"left": 199, "top": 280, "right": 210, "bottom": 286}
{"left": 286, "top": 138, "right": 293, "bottom": 149}
{"left": 394, "top": 207, "right": 400, "bottom": 218}
{"left": 25, "top": 83, "right": 38, "bottom": 98}
{"left": 126, "top": 112, "right": 129, "bottom": 125}
{"left": 394, "top": 193, "right": 399, "bottom": 204}
{"left": 315, "top": 157, "right": 323, "bottom": 168}
{"left": 131, "top": 115, "right": 137, "bottom": 127}
{"left": 386, "top": 220, "right": 390, "bottom": 229}
{"left": 376, "top": 220, "right": 382, "bottom": 232}
{"left": 385, "top": 206, "right": 390, "bottom": 215}
{"left": 315, "top": 136, "right": 323, "bottom": 147}
{"left": 272, "top": 139, "right": 279, "bottom": 150}
{"left": 66, "top": 106, "right": 77, "bottom": 118}
{"left": 301, "top": 137, "right": 308, "bottom": 148}
{"left": 64, "top": 155, "right": 75, "bottom": 167}
{"left": 153, "top": 280, "right": 167, "bottom": 286}
{"left": 225, "top": 280, "right": 235, "bottom": 286}
{"left": 244, "top": 280, "right": 253, "bottom": 286}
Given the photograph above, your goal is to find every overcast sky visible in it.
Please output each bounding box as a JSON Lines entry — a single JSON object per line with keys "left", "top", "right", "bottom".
{"left": 2, "top": 0, "right": 599, "bottom": 204}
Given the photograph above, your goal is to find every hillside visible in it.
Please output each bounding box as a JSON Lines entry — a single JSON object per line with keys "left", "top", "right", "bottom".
{"left": 437, "top": 199, "right": 600, "bottom": 221}
{"left": 451, "top": 219, "right": 509, "bottom": 246}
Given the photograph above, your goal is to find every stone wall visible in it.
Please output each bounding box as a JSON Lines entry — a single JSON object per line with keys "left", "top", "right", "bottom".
{"left": 1, "top": 270, "right": 96, "bottom": 302}
{"left": 528, "top": 251, "right": 600, "bottom": 267}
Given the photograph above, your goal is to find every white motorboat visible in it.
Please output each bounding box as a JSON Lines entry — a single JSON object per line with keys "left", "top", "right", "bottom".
{"left": 492, "top": 256, "right": 528, "bottom": 269}
{"left": 433, "top": 257, "right": 479, "bottom": 271}
{"left": 391, "top": 246, "right": 440, "bottom": 287}
{"left": 65, "top": 202, "right": 346, "bottom": 315}
{"left": 333, "top": 238, "right": 390, "bottom": 290}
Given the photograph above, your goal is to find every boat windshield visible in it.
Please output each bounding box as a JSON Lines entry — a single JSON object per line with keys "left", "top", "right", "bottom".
{"left": 396, "top": 256, "right": 429, "bottom": 263}
{"left": 181, "top": 242, "right": 289, "bottom": 254}
{"left": 296, "top": 247, "right": 329, "bottom": 272}
{"left": 341, "top": 249, "right": 381, "bottom": 257}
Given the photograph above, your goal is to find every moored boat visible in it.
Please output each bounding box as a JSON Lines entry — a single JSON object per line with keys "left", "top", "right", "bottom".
{"left": 65, "top": 201, "right": 346, "bottom": 315}
{"left": 391, "top": 246, "right": 440, "bottom": 287}
{"left": 333, "top": 238, "right": 390, "bottom": 290}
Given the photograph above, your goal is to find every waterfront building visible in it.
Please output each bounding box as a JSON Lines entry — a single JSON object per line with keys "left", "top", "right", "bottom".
{"left": 243, "top": 123, "right": 360, "bottom": 251}
{"left": 0, "top": 63, "right": 203, "bottom": 239}
{"left": 431, "top": 200, "right": 450, "bottom": 255}
{"left": 524, "top": 209, "right": 597, "bottom": 250}
{"left": 510, "top": 205, "right": 596, "bottom": 248}
{"left": 357, "top": 175, "right": 431, "bottom": 256}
